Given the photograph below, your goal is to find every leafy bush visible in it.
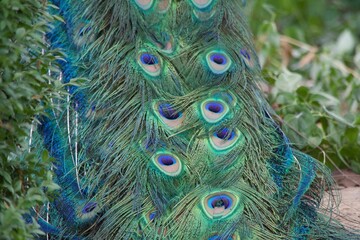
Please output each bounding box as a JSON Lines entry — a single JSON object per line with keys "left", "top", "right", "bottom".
{"left": 0, "top": 1, "right": 61, "bottom": 239}
{"left": 248, "top": 0, "right": 360, "bottom": 172}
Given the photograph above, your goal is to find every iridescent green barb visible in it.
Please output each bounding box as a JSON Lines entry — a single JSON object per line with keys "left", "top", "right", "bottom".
{"left": 32, "top": 0, "right": 359, "bottom": 239}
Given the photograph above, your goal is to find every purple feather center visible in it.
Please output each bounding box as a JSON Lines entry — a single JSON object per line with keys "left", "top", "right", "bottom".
{"left": 82, "top": 202, "right": 97, "bottom": 214}
{"left": 158, "top": 103, "right": 181, "bottom": 120}
{"left": 205, "top": 101, "right": 224, "bottom": 113}
{"left": 240, "top": 49, "right": 251, "bottom": 60}
{"left": 158, "top": 155, "right": 176, "bottom": 166}
{"left": 215, "top": 128, "right": 235, "bottom": 140}
{"left": 210, "top": 53, "right": 227, "bottom": 65}
{"left": 141, "top": 53, "right": 159, "bottom": 65}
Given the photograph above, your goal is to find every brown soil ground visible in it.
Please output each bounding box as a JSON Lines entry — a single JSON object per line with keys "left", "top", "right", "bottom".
{"left": 331, "top": 169, "right": 360, "bottom": 229}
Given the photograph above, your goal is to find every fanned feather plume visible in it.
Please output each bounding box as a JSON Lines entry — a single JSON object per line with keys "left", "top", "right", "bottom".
{"left": 31, "top": 0, "right": 360, "bottom": 239}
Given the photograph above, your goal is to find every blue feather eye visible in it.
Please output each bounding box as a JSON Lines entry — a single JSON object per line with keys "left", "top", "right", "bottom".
{"left": 191, "top": 0, "right": 213, "bottom": 9}
{"left": 78, "top": 27, "right": 91, "bottom": 37}
{"left": 134, "top": 0, "right": 154, "bottom": 10}
{"left": 145, "top": 210, "right": 157, "bottom": 223}
{"left": 159, "top": 103, "right": 181, "bottom": 120}
{"left": 216, "top": 128, "right": 235, "bottom": 140}
{"left": 206, "top": 51, "right": 232, "bottom": 74}
{"left": 201, "top": 99, "right": 229, "bottom": 123}
{"left": 152, "top": 151, "right": 182, "bottom": 176}
{"left": 202, "top": 191, "right": 238, "bottom": 219}
{"left": 141, "top": 209, "right": 157, "bottom": 227}
{"left": 149, "top": 211, "right": 157, "bottom": 221}
{"left": 209, "top": 128, "right": 243, "bottom": 151}
{"left": 154, "top": 102, "right": 185, "bottom": 129}
{"left": 208, "top": 235, "right": 238, "bottom": 240}
{"left": 138, "top": 52, "right": 162, "bottom": 77}
{"left": 82, "top": 202, "right": 97, "bottom": 214}
{"left": 206, "top": 102, "right": 224, "bottom": 113}
{"left": 78, "top": 201, "right": 99, "bottom": 222}
{"left": 240, "top": 49, "right": 255, "bottom": 69}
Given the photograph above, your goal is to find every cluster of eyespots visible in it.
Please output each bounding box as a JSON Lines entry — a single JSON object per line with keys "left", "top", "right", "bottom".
{"left": 154, "top": 102, "right": 184, "bottom": 129}
{"left": 206, "top": 50, "right": 232, "bottom": 74}
{"left": 209, "top": 128, "right": 243, "bottom": 151}
{"left": 200, "top": 99, "right": 229, "bottom": 123}
{"left": 138, "top": 52, "right": 162, "bottom": 77}
{"left": 240, "top": 49, "right": 255, "bottom": 69}
{"left": 202, "top": 191, "right": 238, "bottom": 219}
{"left": 152, "top": 151, "right": 183, "bottom": 176}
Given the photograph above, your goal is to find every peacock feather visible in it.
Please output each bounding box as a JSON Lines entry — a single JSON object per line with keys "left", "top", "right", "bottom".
{"left": 30, "top": 0, "right": 359, "bottom": 239}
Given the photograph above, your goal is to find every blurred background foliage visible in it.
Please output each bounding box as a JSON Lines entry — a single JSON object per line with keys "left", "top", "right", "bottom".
{"left": 0, "top": 0, "right": 61, "bottom": 239}
{"left": 247, "top": 0, "right": 360, "bottom": 173}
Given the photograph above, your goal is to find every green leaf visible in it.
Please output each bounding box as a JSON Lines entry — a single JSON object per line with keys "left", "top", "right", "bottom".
{"left": 15, "top": 28, "right": 26, "bottom": 39}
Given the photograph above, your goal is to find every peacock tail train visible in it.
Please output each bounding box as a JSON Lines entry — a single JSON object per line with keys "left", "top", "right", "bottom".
{"left": 29, "top": 0, "right": 359, "bottom": 239}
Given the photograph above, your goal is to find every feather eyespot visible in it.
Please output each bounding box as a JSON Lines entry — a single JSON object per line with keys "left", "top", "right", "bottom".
{"left": 140, "top": 209, "right": 157, "bottom": 228}
{"left": 193, "top": 8, "right": 216, "bottom": 20}
{"left": 201, "top": 99, "right": 229, "bottom": 123}
{"left": 202, "top": 191, "right": 238, "bottom": 219}
{"left": 152, "top": 151, "right": 182, "bottom": 177}
{"left": 148, "top": 211, "right": 157, "bottom": 221}
{"left": 157, "top": 0, "right": 171, "bottom": 13}
{"left": 154, "top": 32, "right": 175, "bottom": 54}
{"left": 134, "top": 0, "right": 154, "bottom": 10}
{"left": 145, "top": 210, "right": 157, "bottom": 223}
{"left": 78, "top": 26, "right": 91, "bottom": 37}
{"left": 191, "top": 0, "right": 213, "bottom": 9}
{"left": 159, "top": 103, "right": 181, "bottom": 120}
{"left": 138, "top": 52, "right": 162, "bottom": 77}
{"left": 240, "top": 49, "right": 255, "bottom": 69}
{"left": 154, "top": 102, "right": 185, "bottom": 129}
{"left": 82, "top": 202, "right": 97, "bottom": 214}
{"left": 78, "top": 201, "right": 99, "bottom": 222}
{"left": 208, "top": 234, "right": 239, "bottom": 240}
{"left": 209, "top": 128, "right": 243, "bottom": 151}
{"left": 206, "top": 51, "right": 232, "bottom": 74}
{"left": 73, "top": 23, "right": 94, "bottom": 48}
{"left": 211, "top": 91, "right": 237, "bottom": 107}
